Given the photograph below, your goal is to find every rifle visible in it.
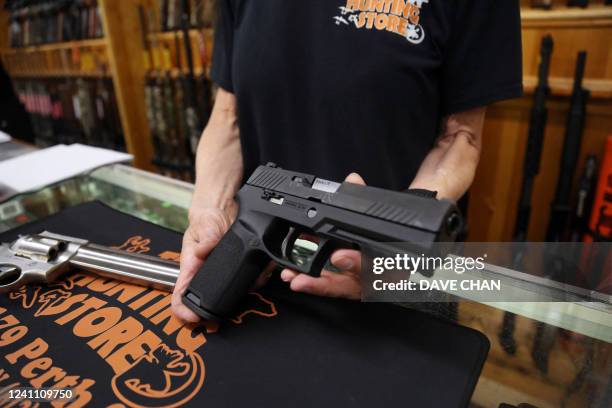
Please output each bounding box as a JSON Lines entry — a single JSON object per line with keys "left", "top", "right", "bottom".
{"left": 159, "top": 0, "right": 169, "bottom": 32}
{"left": 201, "top": 0, "right": 216, "bottom": 28}
{"left": 195, "top": 29, "right": 212, "bottom": 151}
{"left": 192, "top": 0, "right": 203, "bottom": 28}
{"left": 147, "top": 8, "right": 174, "bottom": 177}
{"left": 499, "top": 36, "right": 554, "bottom": 356}
{"left": 532, "top": 51, "right": 590, "bottom": 375}
{"left": 174, "top": 31, "right": 196, "bottom": 181}
{"left": 75, "top": 77, "right": 97, "bottom": 146}
{"left": 547, "top": 52, "right": 590, "bottom": 243}
{"left": 63, "top": 79, "right": 79, "bottom": 143}
{"left": 93, "top": 0, "right": 100, "bottom": 38}
{"left": 22, "top": 6, "right": 31, "bottom": 46}
{"left": 9, "top": 10, "right": 21, "bottom": 48}
{"left": 93, "top": 77, "right": 111, "bottom": 148}
{"left": 95, "top": 77, "right": 125, "bottom": 151}
{"left": 515, "top": 35, "right": 554, "bottom": 244}
{"left": 181, "top": 0, "right": 203, "bottom": 155}
{"left": 167, "top": 0, "right": 177, "bottom": 31}
{"left": 161, "top": 42, "right": 182, "bottom": 177}
{"left": 139, "top": 4, "right": 164, "bottom": 169}
{"left": 30, "top": 80, "right": 55, "bottom": 146}
{"left": 570, "top": 155, "right": 598, "bottom": 242}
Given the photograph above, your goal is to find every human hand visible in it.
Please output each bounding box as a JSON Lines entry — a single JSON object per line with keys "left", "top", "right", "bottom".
{"left": 279, "top": 173, "right": 366, "bottom": 300}
{"left": 171, "top": 205, "right": 235, "bottom": 322}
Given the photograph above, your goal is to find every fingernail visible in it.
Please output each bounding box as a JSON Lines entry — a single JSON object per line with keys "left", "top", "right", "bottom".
{"left": 280, "top": 269, "right": 296, "bottom": 282}
{"left": 334, "top": 257, "right": 354, "bottom": 270}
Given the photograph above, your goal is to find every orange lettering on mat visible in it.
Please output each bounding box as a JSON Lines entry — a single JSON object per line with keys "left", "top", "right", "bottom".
{"left": 5, "top": 338, "right": 48, "bottom": 364}
{"left": 106, "top": 330, "right": 162, "bottom": 374}
{"left": 54, "top": 297, "right": 107, "bottom": 325}
{"left": 88, "top": 316, "right": 144, "bottom": 358}
{"left": 140, "top": 296, "right": 171, "bottom": 318}
{"left": 87, "top": 278, "right": 120, "bottom": 293}
{"left": 104, "top": 283, "right": 147, "bottom": 303}
{"left": 128, "top": 290, "right": 165, "bottom": 311}
{"left": 176, "top": 325, "right": 207, "bottom": 353}
{"left": 150, "top": 306, "right": 183, "bottom": 335}
{"left": 73, "top": 307, "right": 123, "bottom": 338}
{"left": 21, "top": 357, "right": 52, "bottom": 379}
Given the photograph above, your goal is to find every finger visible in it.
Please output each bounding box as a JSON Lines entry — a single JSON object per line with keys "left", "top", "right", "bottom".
{"left": 288, "top": 271, "right": 361, "bottom": 300}
{"left": 171, "top": 291, "right": 201, "bottom": 323}
{"left": 280, "top": 268, "right": 299, "bottom": 282}
{"left": 171, "top": 232, "right": 221, "bottom": 323}
{"left": 330, "top": 249, "right": 362, "bottom": 273}
{"left": 345, "top": 172, "right": 366, "bottom": 185}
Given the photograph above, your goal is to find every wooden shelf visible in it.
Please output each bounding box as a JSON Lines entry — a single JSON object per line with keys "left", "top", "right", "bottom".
{"left": 9, "top": 71, "right": 111, "bottom": 79}
{"left": 523, "top": 76, "right": 612, "bottom": 98}
{"left": 521, "top": 5, "right": 612, "bottom": 27}
{"left": 146, "top": 67, "right": 207, "bottom": 77}
{"left": 147, "top": 27, "right": 213, "bottom": 42}
{"left": 0, "top": 38, "right": 107, "bottom": 55}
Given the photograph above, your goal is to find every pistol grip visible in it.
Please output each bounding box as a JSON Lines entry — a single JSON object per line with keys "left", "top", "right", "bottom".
{"left": 182, "top": 221, "right": 268, "bottom": 321}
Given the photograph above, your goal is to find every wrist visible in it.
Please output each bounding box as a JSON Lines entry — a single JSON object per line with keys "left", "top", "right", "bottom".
{"left": 190, "top": 193, "right": 236, "bottom": 216}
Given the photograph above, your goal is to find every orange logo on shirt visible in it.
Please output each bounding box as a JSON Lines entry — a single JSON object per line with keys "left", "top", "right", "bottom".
{"left": 334, "top": 0, "right": 428, "bottom": 44}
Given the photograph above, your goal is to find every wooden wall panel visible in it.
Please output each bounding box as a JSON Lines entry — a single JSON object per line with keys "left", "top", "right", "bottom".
{"left": 469, "top": 10, "right": 612, "bottom": 241}
{"left": 99, "top": 0, "right": 154, "bottom": 170}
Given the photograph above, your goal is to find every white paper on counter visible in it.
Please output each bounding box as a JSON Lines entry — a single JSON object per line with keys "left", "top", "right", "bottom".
{"left": 0, "top": 131, "right": 11, "bottom": 143}
{"left": 0, "top": 144, "right": 133, "bottom": 199}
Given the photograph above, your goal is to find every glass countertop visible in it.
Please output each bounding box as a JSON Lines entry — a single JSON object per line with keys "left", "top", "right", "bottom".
{"left": 0, "top": 164, "right": 194, "bottom": 233}
{"left": 0, "top": 163, "right": 609, "bottom": 408}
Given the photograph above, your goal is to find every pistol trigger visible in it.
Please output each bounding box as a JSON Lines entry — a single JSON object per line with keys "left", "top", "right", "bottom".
{"left": 281, "top": 227, "right": 301, "bottom": 260}
{"left": 306, "top": 238, "right": 336, "bottom": 278}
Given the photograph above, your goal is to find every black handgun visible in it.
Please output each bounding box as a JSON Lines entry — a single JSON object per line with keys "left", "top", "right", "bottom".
{"left": 183, "top": 164, "right": 463, "bottom": 320}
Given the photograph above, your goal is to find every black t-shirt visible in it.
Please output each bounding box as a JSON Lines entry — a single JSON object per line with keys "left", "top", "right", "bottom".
{"left": 211, "top": 0, "right": 523, "bottom": 190}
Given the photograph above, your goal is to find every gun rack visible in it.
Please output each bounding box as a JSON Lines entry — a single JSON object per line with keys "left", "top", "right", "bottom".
{"left": 1, "top": 38, "right": 109, "bottom": 78}
{"left": 0, "top": 0, "right": 156, "bottom": 169}
{"left": 470, "top": 1, "right": 612, "bottom": 242}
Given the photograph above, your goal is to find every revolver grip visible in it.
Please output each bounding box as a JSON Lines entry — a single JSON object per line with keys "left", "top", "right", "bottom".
{"left": 182, "top": 221, "right": 269, "bottom": 321}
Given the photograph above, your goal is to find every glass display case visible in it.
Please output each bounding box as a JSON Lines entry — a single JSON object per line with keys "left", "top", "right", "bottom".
{"left": 0, "top": 164, "right": 609, "bottom": 408}
{"left": 0, "top": 164, "right": 194, "bottom": 233}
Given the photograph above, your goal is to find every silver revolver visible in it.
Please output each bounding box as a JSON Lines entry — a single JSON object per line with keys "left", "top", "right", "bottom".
{"left": 0, "top": 231, "right": 179, "bottom": 293}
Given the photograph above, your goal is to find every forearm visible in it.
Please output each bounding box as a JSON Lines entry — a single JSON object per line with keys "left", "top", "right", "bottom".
{"left": 191, "top": 89, "right": 243, "bottom": 217}
{"left": 410, "top": 108, "right": 486, "bottom": 201}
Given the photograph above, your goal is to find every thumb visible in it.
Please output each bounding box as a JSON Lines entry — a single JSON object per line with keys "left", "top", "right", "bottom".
{"left": 345, "top": 172, "right": 366, "bottom": 185}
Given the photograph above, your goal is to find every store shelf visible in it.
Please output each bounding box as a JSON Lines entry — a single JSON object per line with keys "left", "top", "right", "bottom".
{"left": 8, "top": 71, "right": 111, "bottom": 79}
{"left": 522, "top": 5, "right": 612, "bottom": 27}
{"left": 0, "top": 38, "right": 107, "bottom": 55}
{"left": 523, "top": 76, "right": 612, "bottom": 98}
{"left": 147, "top": 27, "right": 213, "bottom": 42}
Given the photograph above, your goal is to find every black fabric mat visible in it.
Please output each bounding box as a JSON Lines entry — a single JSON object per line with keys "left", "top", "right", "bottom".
{"left": 0, "top": 201, "right": 489, "bottom": 407}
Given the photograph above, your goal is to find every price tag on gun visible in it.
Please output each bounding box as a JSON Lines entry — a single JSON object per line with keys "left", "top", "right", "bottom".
{"left": 0, "top": 231, "right": 179, "bottom": 294}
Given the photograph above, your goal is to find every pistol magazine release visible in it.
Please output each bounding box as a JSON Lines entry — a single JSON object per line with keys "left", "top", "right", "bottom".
{"left": 183, "top": 164, "right": 463, "bottom": 321}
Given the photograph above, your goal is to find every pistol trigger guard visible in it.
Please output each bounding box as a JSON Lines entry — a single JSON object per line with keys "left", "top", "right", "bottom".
{"left": 0, "top": 263, "right": 26, "bottom": 293}
{"left": 281, "top": 227, "right": 301, "bottom": 260}
{"left": 305, "top": 238, "right": 337, "bottom": 278}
